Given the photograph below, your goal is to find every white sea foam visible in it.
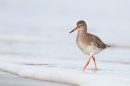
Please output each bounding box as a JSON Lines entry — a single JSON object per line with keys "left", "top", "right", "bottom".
{"left": 0, "top": 61, "right": 129, "bottom": 86}
{"left": 0, "top": 56, "right": 59, "bottom": 65}
{"left": 0, "top": 0, "right": 130, "bottom": 86}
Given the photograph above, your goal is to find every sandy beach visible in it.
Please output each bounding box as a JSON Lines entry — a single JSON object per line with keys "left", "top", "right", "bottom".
{"left": 0, "top": 70, "right": 74, "bottom": 86}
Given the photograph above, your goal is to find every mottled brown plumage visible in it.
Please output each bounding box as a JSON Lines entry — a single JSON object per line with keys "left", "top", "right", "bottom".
{"left": 77, "top": 32, "right": 107, "bottom": 49}
{"left": 77, "top": 20, "right": 86, "bottom": 26}
{"left": 69, "top": 20, "right": 110, "bottom": 70}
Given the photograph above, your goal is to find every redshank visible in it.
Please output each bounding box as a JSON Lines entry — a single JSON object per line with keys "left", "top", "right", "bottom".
{"left": 69, "top": 20, "right": 110, "bottom": 70}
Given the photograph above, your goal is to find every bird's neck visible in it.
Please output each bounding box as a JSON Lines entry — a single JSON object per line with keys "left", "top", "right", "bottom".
{"left": 78, "top": 29, "right": 87, "bottom": 35}
{"left": 77, "top": 29, "right": 87, "bottom": 40}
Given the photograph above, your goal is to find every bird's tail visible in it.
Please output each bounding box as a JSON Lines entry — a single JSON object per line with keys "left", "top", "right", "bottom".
{"left": 107, "top": 45, "right": 110, "bottom": 47}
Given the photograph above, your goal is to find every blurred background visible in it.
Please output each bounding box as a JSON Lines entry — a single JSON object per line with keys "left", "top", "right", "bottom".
{"left": 0, "top": 1, "right": 130, "bottom": 86}
{"left": 0, "top": 0, "right": 130, "bottom": 57}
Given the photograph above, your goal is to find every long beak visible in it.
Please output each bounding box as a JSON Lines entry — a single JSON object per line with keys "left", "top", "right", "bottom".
{"left": 69, "top": 26, "right": 78, "bottom": 34}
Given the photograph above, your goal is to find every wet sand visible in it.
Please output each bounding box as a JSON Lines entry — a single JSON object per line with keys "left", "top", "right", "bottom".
{"left": 0, "top": 71, "right": 74, "bottom": 86}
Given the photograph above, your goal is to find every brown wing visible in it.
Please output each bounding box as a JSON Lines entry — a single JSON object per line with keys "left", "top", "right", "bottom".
{"left": 87, "top": 33, "right": 108, "bottom": 49}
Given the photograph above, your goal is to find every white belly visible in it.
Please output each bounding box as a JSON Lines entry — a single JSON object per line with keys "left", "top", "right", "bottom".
{"left": 77, "top": 41, "right": 102, "bottom": 55}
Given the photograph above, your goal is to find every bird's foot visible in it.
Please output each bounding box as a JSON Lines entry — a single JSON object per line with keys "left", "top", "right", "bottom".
{"left": 94, "top": 67, "right": 98, "bottom": 70}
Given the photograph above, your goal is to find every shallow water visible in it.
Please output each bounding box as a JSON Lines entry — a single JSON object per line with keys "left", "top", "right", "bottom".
{"left": 0, "top": 40, "right": 130, "bottom": 86}
{"left": 0, "top": 0, "right": 130, "bottom": 86}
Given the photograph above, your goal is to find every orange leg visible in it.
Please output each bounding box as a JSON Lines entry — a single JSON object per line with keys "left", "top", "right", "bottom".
{"left": 92, "top": 56, "right": 97, "bottom": 70}
{"left": 83, "top": 57, "right": 91, "bottom": 70}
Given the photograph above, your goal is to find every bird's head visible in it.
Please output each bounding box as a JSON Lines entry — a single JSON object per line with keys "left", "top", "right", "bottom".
{"left": 69, "top": 20, "right": 87, "bottom": 33}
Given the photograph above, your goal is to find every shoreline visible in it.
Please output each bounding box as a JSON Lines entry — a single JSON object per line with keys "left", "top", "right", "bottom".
{"left": 0, "top": 70, "right": 74, "bottom": 86}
